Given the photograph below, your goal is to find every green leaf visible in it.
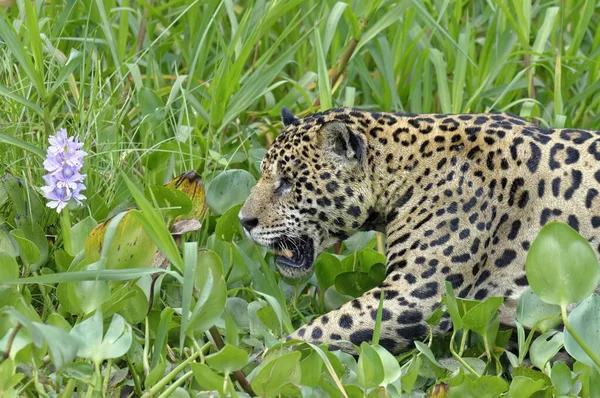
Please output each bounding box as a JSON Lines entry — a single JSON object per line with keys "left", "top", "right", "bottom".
{"left": 444, "top": 281, "right": 463, "bottom": 330}
{"left": 526, "top": 221, "right": 600, "bottom": 306}
{"left": 31, "top": 323, "right": 78, "bottom": 371}
{"left": 357, "top": 342, "right": 384, "bottom": 389}
{"left": 71, "top": 216, "right": 98, "bottom": 256}
{"left": 335, "top": 270, "right": 381, "bottom": 298}
{"left": 69, "top": 311, "right": 132, "bottom": 363}
{"left": 0, "top": 132, "right": 44, "bottom": 157}
{"left": 205, "top": 344, "right": 249, "bottom": 374}
{"left": 461, "top": 296, "right": 503, "bottom": 335}
{"left": 314, "top": 28, "right": 332, "bottom": 110}
{"left": 530, "top": 331, "right": 564, "bottom": 370}
{"left": 372, "top": 345, "right": 401, "bottom": 385}
{"left": 401, "top": 356, "right": 422, "bottom": 393}
{"left": 551, "top": 361, "right": 573, "bottom": 396}
{"left": 215, "top": 204, "right": 243, "bottom": 241}
{"left": 449, "top": 374, "right": 508, "bottom": 398}
{"left": 564, "top": 294, "right": 600, "bottom": 367}
{"left": 314, "top": 252, "right": 345, "bottom": 293}
{"left": 207, "top": 170, "right": 256, "bottom": 215}
{"left": 190, "top": 363, "right": 225, "bottom": 393}
{"left": 516, "top": 287, "right": 561, "bottom": 333}
{"left": 299, "top": 350, "right": 323, "bottom": 388}
{"left": 507, "top": 376, "right": 547, "bottom": 398}
{"left": 10, "top": 230, "right": 40, "bottom": 268}
{"left": 251, "top": 351, "right": 301, "bottom": 397}
{"left": 0, "top": 250, "right": 18, "bottom": 283}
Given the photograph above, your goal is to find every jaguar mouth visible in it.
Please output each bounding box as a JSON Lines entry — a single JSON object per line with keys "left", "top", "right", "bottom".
{"left": 272, "top": 235, "right": 314, "bottom": 272}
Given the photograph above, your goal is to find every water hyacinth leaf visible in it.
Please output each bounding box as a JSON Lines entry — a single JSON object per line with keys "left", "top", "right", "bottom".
{"left": 530, "top": 330, "right": 564, "bottom": 370}
{"left": 0, "top": 229, "right": 17, "bottom": 258}
{"left": 85, "top": 212, "right": 156, "bottom": 269}
{"left": 206, "top": 169, "right": 256, "bottom": 215}
{"left": 299, "top": 350, "right": 323, "bottom": 388}
{"left": 70, "top": 216, "right": 97, "bottom": 256}
{"left": 137, "top": 87, "right": 166, "bottom": 124}
{"left": 215, "top": 203, "right": 243, "bottom": 241}
{"left": 314, "top": 252, "right": 345, "bottom": 293}
{"left": 250, "top": 351, "right": 302, "bottom": 397}
{"left": 10, "top": 230, "right": 40, "bottom": 268}
{"left": 401, "top": 355, "right": 422, "bottom": 393}
{"left": 0, "top": 327, "right": 32, "bottom": 359}
{"left": 149, "top": 185, "right": 192, "bottom": 220}
{"left": 444, "top": 281, "right": 463, "bottom": 331}
{"left": 414, "top": 341, "right": 444, "bottom": 368}
{"left": 163, "top": 171, "right": 207, "bottom": 221}
{"left": 526, "top": 221, "right": 600, "bottom": 306}
{"left": 564, "top": 294, "right": 600, "bottom": 367}
{"left": 517, "top": 287, "right": 561, "bottom": 333}
{"left": 190, "top": 363, "right": 224, "bottom": 393}
{"left": 551, "top": 361, "right": 573, "bottom": 396}
{"left": 121, "top": 172, "right": 183, "bottom": 270}
{"left": 372, "top": 345, "right": 402, "bottom": 385}
{"left": 461, "top": 296, "right": 503, "bottom": 335}
{"left": 0, "top": 250, "right": 18, "bottom": 283}
{"left": 70, "top": 311, "right": 132, "bottom": 363}
{"left": 324, "top": 285, "right": 353, "bottom": 311}
{"left": 448, "top": 374, "right": 508, "bottom": 397}
{"left": 507, "top": 376, "right": 547, "bottom": 398}
{"left": 335, "top": 264, "right": 386, "bottom": 298}
{"left": 205, "top": 344, "right": 249, "bottom": 374}
{"left": 32, "top": 323, "right": 79, "bottom": 370}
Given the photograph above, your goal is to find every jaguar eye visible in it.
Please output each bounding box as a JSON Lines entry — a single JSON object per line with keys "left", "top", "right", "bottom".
{"left": 275, "top": 178, "right": 292, "bottom": 195}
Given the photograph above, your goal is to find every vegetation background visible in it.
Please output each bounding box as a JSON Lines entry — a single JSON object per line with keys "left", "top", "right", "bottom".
{"left": 1, "top": 0, "right": 600, "bottom": 396}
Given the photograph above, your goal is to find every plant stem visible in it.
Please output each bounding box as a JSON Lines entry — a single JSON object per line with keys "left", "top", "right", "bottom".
{"left": 449, "top": 330, "right": 480, "bottom": 377}
{"left": 561, "top": 305, "right": 600, "bottom": 368}
{"left": 156, "top": 370, "right": 193, "bottom": 398}
{"left": 60, "top": 207, "right": 73, "bottom": 255}
{"left": 141, "top": 344, "right": 209, "bottom": 398}
{"left": 1, "top": 323, "right": 22, "bottom": 361}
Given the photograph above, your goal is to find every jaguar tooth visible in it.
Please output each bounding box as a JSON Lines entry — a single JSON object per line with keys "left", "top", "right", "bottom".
{"left": 274, "top": 249, "right": 294, "bottom": 259}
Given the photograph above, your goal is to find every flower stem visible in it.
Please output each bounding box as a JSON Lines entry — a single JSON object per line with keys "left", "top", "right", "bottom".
{"left": 60, "top": 207, "right": 73, "bottom": 255}
{"left": 561, "top": 305, "right": 600, "bottom": 368}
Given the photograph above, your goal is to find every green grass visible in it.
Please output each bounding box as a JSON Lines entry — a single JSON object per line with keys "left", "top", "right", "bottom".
{"left": 1, "top": 0, "right": 600, "bottom": 396}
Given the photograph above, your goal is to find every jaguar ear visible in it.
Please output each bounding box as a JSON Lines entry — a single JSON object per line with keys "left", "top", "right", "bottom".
{"left": 281, "top": 107, "right": 298, "bottom": 126}
{"left": 320, "top": 121, "right": 366, "bottom": 165}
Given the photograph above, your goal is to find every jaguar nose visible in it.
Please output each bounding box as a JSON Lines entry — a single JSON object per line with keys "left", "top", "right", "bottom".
{"left": 240, "top": 216, "right": 259, "bottom": 232}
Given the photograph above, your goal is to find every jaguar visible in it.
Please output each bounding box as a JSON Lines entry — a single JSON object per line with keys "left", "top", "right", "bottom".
{"left": 238, "top": 107, "right": 600, "bottom": 353}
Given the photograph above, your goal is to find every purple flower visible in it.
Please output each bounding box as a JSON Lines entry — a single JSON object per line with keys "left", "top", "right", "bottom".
{"left": 41, "top": 129, "right": 87, "bottom": 212}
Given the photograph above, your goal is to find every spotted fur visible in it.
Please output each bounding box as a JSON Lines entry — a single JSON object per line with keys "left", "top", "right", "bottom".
{"left": 239, "top": 108, "right": 600, "bottom": 353}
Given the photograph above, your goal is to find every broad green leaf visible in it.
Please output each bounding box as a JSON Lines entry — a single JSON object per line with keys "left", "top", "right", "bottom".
{"left": 32, "top": 323, "right": 79, "bottom": 371}
{"left": 145, "top": 363, "right": 167, "bottom": 390}
{"left": 299, "top": 350, "right": 323, "bottom": 388}
{"left": 564, "top": 294, "right": 600, "bottom": 367}
{"left": 163, "top": 171, "right": 207, "bottom": 222}
{"left": 357, "top": 342, "right": 384, "bottom": 389}
{"left": 530, "top": 331, "right": 564, "bottom": 370}
{"left": 526, "top": 222, "right": 600, "bottom": 306}
{"left": 70, "top": 311, "right": 132, "bottom": 363}
{"left": 449, "top": 374, "right": 508, "bottom": 398}
{"left": 215, "top": 203, "right": 243, "bottom": 241}
{"left": 507, "top": 376, "right": 547, "bottom": 398}
{"left": 70, "top": 217, "right": 98, "bottom": 256}
{"left": 251, "top": 351, "right": 301, "bottom": 397}
{"left": 551, "top": 361, "right": 573, "bottom": 396}
{"left": 10, "top": 230, "right": 40, "bottom": 268}
{"left": 461, "top": 296, "right": 503, "bottom": 335}
{"left": 190, "top": 363, "right": 225, "bottom": 393}
{"left": 516, "top": 287, "right": 561, "bottom": 333}
{"left": 372, "top": 345, "right": 401, "bottom": 385}
{"left": 314, "top": 252, "right": 345, "bottom": 293}
{"left": 207, "top": 169, "right": 256, "bottom": 215}
{"left": 401, "top": 356, "right": 422, "bottom": 393}
{"left": 0, "top": 250, "right": 18, "bottom": 283}
{"left": 205, "top": 344, "right": 249, "bottom": 374}
{"left": 85, "top": 211, "right": 156, "bottom": 269}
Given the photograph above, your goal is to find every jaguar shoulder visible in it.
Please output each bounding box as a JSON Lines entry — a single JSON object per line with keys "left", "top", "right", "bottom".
{"left": 239, "top": 107, "right": 600, "bottom": 353}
